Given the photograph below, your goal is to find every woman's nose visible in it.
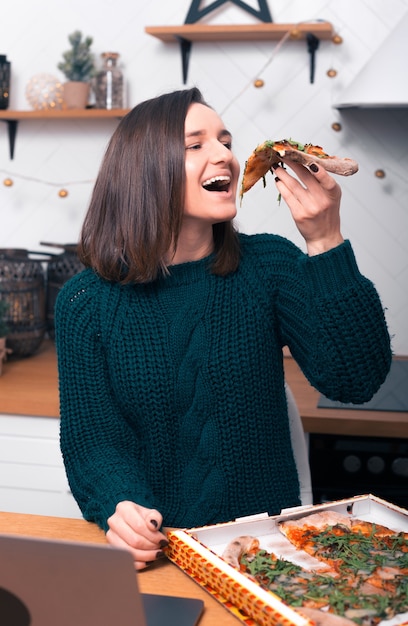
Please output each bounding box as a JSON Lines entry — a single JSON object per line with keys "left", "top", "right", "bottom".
{"left": 210, "top": 141, "right": 233, "bottom": 163}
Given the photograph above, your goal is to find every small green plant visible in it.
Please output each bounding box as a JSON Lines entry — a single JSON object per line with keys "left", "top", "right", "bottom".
{"left": 0, "top": 299, "right": 9, "bottom": 338}
{"left": 57, "top": 30, "right": 95, "bottom": 82}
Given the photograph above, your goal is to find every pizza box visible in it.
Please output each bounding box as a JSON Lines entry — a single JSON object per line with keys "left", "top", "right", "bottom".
{"left": 166, "top": 494, "right": 408, "bottom": 626}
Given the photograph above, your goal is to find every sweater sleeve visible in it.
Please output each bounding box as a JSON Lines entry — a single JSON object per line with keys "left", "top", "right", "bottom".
{"left": 55, "top": 272, "right": 156, "bottom": 530}
{"left": 276, "top": 240, "right": 392, "bottom": 403}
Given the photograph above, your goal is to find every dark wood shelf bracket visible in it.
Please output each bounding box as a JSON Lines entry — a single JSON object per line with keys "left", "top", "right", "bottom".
{"left": 178, "top": 37, "right": 193, "bottom": 85}
{"left": 0, "top": 118, "right": 18, "bottom": 159}
{"left": 307, "top": 33, "right": 320, "bottom": 84}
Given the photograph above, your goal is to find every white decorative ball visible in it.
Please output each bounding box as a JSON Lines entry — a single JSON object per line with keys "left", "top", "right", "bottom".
{"left": 25, "top": 74, "right": 64, "bottom": 110}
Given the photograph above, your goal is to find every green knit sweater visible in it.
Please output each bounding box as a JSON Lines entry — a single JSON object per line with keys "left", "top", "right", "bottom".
{"left": 55, "top": 234, "right": 391, "bottom": 531}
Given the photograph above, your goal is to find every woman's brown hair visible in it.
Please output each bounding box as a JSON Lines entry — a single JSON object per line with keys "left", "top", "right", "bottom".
{"left": 78, "top": 87, "right": 241, "bottom": 284}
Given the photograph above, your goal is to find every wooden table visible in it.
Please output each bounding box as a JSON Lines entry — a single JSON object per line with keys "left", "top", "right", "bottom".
{"left": 0, "top": 340, "right": 407, "bottom": 438}
{"left": 0, "top": 511, "right": 238, "bottom": 626}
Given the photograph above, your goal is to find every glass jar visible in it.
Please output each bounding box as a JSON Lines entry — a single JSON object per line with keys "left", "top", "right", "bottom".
{"left": 94, "top": 52, "right": 123, "bottom": 109}
{"left": 0, "top": 54, "right": 11, "bottom": 110}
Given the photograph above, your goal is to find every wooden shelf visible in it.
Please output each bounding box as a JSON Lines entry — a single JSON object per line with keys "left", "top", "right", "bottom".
{"left": 145, "top": 21, "right": 334, "bottom": 43}
{"left": 0, "top": 108, "right": 130, "bottom": 121}
{"left": 0, "top": 108, "right": 131, "bottom": 159}
{"left": 145, "top": 21, "right": 334, "bottom": 83}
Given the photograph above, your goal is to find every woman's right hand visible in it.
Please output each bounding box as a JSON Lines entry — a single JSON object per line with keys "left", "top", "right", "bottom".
{"left": 106, "top": 500, "right": 168, "bottom": 570}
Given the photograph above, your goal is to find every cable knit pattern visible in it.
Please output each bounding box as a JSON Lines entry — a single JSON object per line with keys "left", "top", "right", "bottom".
{"left": 55, "top": 234, "right": 391, "bottom": 531}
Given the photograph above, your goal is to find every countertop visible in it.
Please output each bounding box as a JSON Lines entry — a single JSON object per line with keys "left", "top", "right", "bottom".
{"left": 0, "top": 340, "right": 407, "bottom": 438}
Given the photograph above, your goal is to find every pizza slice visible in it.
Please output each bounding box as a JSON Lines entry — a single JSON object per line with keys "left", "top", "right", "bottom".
{"left": 278, "top": 511, "right": 403, "bottom": 561}
{"left": 240, "top": 139, "right": 359, "bottom": 197}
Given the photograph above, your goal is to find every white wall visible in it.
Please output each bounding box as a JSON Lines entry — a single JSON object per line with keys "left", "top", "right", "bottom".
{"left": 1, "top": 0, "right": 407, "bottom": 353}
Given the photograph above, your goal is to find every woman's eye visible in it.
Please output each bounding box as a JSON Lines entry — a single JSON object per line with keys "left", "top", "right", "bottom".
{"left": 186, "top": 143, "right": 201, "bottom": 151}
{"left": 223, "top": 141, "right": 232, "bottom": 150}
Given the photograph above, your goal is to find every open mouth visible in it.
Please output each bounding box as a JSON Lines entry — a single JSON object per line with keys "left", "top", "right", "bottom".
{"left": 202, "top": 175, "right": 231, "bottom": 192}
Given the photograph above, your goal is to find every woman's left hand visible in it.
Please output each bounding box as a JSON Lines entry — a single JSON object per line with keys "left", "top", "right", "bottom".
{"left": 274, "top": 160, "right": 344, "bottom": 256}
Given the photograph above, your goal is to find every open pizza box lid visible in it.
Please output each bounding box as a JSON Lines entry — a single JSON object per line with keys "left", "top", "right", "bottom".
{"left": 166, "top": 494, "right": 408, "bottom": 626}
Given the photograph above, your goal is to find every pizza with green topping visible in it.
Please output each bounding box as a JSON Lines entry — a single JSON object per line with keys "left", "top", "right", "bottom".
{"left": 240, "top": 139, "right": 359, "bottom": 197}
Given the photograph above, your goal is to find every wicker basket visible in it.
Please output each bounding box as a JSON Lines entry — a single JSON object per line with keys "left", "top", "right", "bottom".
{"left": 0, "top": 249, "right": 47, "bottom": 357}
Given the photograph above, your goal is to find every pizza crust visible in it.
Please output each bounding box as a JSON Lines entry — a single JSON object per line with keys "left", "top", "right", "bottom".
{"left": 279, "top": 510, "right": 353, "bottom": 536}
{"left": 221, "top": 535, "right": 260, "bottom": 568}
{"left": 296, "top": 607, "right": 356, "bottom": 626}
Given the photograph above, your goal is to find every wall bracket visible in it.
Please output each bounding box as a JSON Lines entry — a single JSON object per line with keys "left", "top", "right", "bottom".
{"left": 0, "top": 119, "right": 18, "bottom": 159}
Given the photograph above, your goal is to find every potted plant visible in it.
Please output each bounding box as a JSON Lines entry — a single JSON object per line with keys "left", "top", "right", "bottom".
{"left": 57, "top": 30, "right": 95, "bottom": 109}
{"left": 0, "top": 299, "right": 10, "bottom": 375}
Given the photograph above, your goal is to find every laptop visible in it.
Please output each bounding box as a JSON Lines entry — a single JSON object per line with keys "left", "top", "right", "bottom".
{"left": 0, "top": 534, "right": 204, "bottom": 626}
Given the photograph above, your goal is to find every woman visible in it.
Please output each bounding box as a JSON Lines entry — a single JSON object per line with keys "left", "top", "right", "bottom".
{"left": 55, "top": 87, "right": 391, "bottom": 570}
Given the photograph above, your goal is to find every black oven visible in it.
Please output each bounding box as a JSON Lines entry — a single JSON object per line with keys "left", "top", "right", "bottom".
{"left": 309, "top": 433, "right": 408, "bottom": 510}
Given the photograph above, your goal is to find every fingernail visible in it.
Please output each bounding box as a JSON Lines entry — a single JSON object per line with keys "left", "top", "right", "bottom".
{"left": 274, "top": 176, "right": 280, "bottom": 182}
{"left": 150, "top": 519, "right": 158, "bottom": 528}
{"left": 309, "top": 163, "right": 319, "bottom": 173}
{"left": 159, "top": 539, "right": 169, "bottom": 549}
{"left": 272, "top": 163, "right": 280, "bottom": 170}
{"left": 156, "top": 550, "right": 166, "bottom": 559}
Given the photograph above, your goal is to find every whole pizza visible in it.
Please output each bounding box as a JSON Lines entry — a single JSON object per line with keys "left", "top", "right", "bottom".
{"left": 222, "top": 511, "right": 408, "bottom": 626}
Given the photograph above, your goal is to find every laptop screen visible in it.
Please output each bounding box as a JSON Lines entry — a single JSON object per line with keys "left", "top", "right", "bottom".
{"left": 0, "top": 534, "right": 203, "bottom": 626}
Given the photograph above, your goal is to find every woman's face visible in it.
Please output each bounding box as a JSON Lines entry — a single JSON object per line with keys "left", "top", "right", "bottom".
{"left": 184, "top": 103, "right": 240, "bottom": 224}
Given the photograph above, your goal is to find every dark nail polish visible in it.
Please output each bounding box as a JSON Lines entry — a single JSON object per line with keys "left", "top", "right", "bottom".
{"left": 274, "top": 176, "right": 280, "bottom": 182}
{"left": 159, "top": 539, "right": 169, "bottom": 549}
{"left": 150, "top": 519, "right": 158, "bottom": 528}
{"left": 309, "top": 163, "right": 319, "bottom": 173}
{"left": 156, "top": 550, "right": 166, "bottom": 559}
{"left": 272, "top": 163, "right": 280, "bottom": 170}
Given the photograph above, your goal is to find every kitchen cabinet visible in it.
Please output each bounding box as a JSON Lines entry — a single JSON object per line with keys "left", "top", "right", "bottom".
{"left": 0, "top": 340, "right": 81, "bottom": 516}
{"left": 0, "top": 413, "right": 81, "bottom": 517}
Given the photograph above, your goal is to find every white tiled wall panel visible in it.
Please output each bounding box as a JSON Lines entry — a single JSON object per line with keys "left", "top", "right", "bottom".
{"left": 1, "top": 0, "right": 407, "bottom": 353}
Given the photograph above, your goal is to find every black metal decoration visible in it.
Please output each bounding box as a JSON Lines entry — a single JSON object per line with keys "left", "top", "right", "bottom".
{"left": 185, "top": 0, "right": 273, "bottom": 24}
{"left": 179, "top": 0, "right": 273, "bottom": 83}
{"left": 307, "top": 33, "right": 320, "bottom": 84}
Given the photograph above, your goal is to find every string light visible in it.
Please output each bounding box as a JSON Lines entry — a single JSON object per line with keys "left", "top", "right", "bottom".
{"left": 254, "top": 79, "right": 264, "bottom": 88}
{"left": 221, "top": 21, "right": 342, "bottom": 116}
{"left": 1, "top": 169, "right": 94, "bottom": 197}
{"left": 375, "top": 169, "right": 386, "bottom": 179}
{"left": 220, "top": 27, "right": 293, "bottom": 114}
